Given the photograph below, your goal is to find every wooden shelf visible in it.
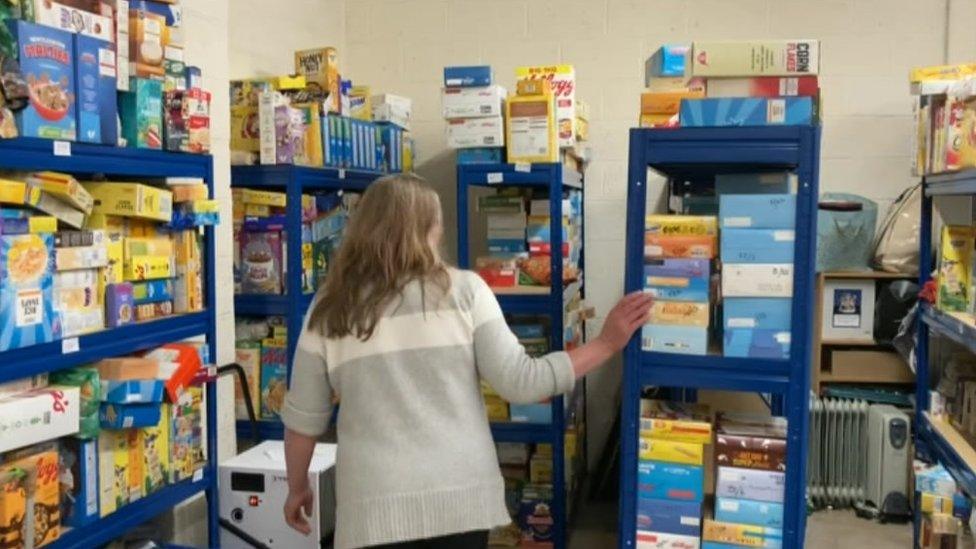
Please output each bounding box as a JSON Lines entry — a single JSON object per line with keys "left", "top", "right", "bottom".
{"left": 925, "top": 413, "right": 976, "bottom": 473}
{"left": 492, "top": 286, "right": 551, "bottom": 295}
{"left": 823, "top": 270, "right": 915, "bottom": 280}
{"left": 820, "top": 338, "right": 883, "bottom": 347}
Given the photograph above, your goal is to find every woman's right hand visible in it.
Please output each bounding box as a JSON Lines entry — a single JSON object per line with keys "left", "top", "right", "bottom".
{"left": 597, "top": 291, "right": 654, "bottom": 352}
{"left": 283, "top": 484, "right": 314, "bottom": 535}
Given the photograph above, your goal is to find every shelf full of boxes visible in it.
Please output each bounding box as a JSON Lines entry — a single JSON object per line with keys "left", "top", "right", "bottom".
{"left": 447, "top": 64, "right": 589, "bottom": 549}
{"left": 229, "top": 46, "right": 414, "bottom": 441}
{"left": 911, "top": 62, "right": 976, "bottom": 547}
{"left": 621, "top": 41, "right": 822, "bottom": 549}
{"left": 0, "top": 1, "right": 223, "bottom": 548}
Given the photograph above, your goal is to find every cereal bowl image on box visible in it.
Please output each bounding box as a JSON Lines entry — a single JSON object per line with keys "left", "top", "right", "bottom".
{"left": 8, "top": 20, "right": 77, "bottom": 139}
{"left": 1, "top": 233, "right": 60, "bottom": 350}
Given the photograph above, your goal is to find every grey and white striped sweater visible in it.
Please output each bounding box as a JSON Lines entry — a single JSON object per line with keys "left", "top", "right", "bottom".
{"left": 281, "top": 268, "right": 575, "bottom": 548}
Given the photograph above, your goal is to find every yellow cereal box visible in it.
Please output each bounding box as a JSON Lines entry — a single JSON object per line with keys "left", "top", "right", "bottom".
{"left": 0, "top": 467, "right": 28, "bottom": 549}
{"left": 644, "top": 233, "right": 717, "bottom": 259}
{"left": 230, "top": 106, "right": 260, "bottom": 152}
{"left": 484, "top": 397, "right": 509, "bottom": 422}
{"left": 6, "top": 449, "right": 61, "bottom": 547}
{"left": 241, "top": 189, "right": 286, "bottom": 208}
{"left": 97, "top": 429, "right": 129, "bottom": 516}
{"left": 703, "top": 519, "right": 780, "bottom": 546}
{"left": 640, "top": 417, "right": 713, "bottom": 444}
{"left": 349, "top": 85, "right": 372, "bottom": 121}
{"left": 85, "top": 182, "right": 174, "bottom": 222}
{"left": 910, "top": 63, "right": 976, "bottom": 84}
{"left": 124, "top": 255, "right": 173, "bottom": 281}
{"left": 638, "top": 436, "right": 704, "bottom": 465}
{"left": 28, "top": 172, "right": 94, "bottom": 214}
{"left": 0, "top": 178, "right": 27, "bottom": 204}
{"left": 127, "top": 430, "right": 145, "bottom": 503}
{"left": 648, "top": 300, "right": 710, "bottom": 327}
{"left": 295, "top": 47, "right": 340, "bottom": 113}
{"left": 645, "top": 215, "right": 718, "bottom": 236}
{"left": 515, "top": 64, "right": 575, "bottom": 146}
{"left": 143, "top": 404, "right": 172, "bottom": 494}
{"left": 640, "top": 90, "right": 705, "bottom": 115}
{"left": 937, "top": 225, "right": 975, "bottom": 312}
{"left": 506, "top": 93, "right": 558, "bottom": 164}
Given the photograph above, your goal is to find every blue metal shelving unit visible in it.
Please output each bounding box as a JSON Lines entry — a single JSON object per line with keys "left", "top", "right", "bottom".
{"left": 0, "top": 137, "right": 219, "bottom": 547}
{"left": 231, "top": 164, "right": 385, "bottom": 439}
{"left": 913, "top": 170, "right": 976, "bottom": 547}
{"left": 618, "top": 126, "right": 820, "bottom": 549}
{"left": 456, "top": 161, "right": 585, "bottom": 549}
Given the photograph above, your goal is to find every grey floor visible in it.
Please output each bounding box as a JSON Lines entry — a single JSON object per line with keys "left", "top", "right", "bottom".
{"left": 568, "top": 500, "right": 914, "bottom": 548}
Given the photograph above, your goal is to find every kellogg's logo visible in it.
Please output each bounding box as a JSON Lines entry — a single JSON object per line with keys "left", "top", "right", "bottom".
{"left": 36, "top": 458, "right": 59, "bottom": 484}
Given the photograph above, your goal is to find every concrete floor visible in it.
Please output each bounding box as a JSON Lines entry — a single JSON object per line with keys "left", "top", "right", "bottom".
{"left": 568, "top": 500, "right": 914, "bottom": 548}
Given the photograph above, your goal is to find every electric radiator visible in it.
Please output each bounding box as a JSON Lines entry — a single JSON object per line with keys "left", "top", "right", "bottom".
{"left": 808, "top": 394, "right": 870, "bottom": 508}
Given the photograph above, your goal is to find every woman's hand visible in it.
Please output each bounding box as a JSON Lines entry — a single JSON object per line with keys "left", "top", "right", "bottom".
{"left": 283, "top": 484, "right": 314, "bottom": 535}
{"left": 597, "top": 291, "right": 654, "bottom": 352}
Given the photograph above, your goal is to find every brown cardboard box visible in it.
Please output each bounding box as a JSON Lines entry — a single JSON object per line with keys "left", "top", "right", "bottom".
{"left": 825, "top": 349, "right": 915, "bottom": 384}
{"left": 97, "top": 357, "right": 159, "bottom": 380}
{"left": 922, "top": 513, "right": 960, "bottom": 548}
{"left": 716, "top": 412, "right": 787, "bottom": 471}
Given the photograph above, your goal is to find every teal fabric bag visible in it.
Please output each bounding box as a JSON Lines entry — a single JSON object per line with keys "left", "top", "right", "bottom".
{"left": 816, "top": 193, "right": 878, "bottom": 272}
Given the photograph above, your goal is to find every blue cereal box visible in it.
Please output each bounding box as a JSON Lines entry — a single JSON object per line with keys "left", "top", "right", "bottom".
{"left": 724, "top": 329, "right": 790, "bottom": 359}
{"left": 101, "top": 379, "right": 165, "bottom": 404}
{"left": 637, "top": 460, "right": 704, "bottom": 502}
{"left": 641, "top": 325, "right": 708, "bottom": 355}
{"left": 644, "top": 258, "right": 710, "bottom": 279}
{"left": 9, "top": 20, "right": 77, "bottom": 140}
{"left": 61, "top": 437, "right": 100, "bottom": 527}
{"left": 457, "top": 147, "right": 503, "bottom": 164}
{"left": 444, "top": 65, "right": 492, "bottom": 87}
{"left": 715, "top": 497, "right": 784, "bottom": 529}
{"left": 636, "top": 497, "right": 702, "bottom": 536}
{"left": 510, "top": 403, "right": 552, "bottom": 423}
{"left": 260, "top": 340, "right": 288, "bottom": 420}
{"left": 723, "top": 298, "right": 792, "bottom": 331}
{"left": 719, "top": 195, "right": 796, "bottom": 229}
{"left": 715, "top": 173, "right": 796, "bottom": 195}
{"left": 645, "top": 276, "right": 709, "bottom": 302}
{"left": 99, "top": 402, "right": 161, "bottom": 429}
{"left": 680, "top": 97, "right": 815, "bottom": 127}
{"left": 1, "top": 233, "right": 60, "bottom": 350}
{"left": 645, "top": 44, "right": 689, "bottom": 78}
{"left": 721, "top": 229, "right": 795, "bottom": 263}
{"left": 74, "top": 34, "right": 118, "bottom": 145}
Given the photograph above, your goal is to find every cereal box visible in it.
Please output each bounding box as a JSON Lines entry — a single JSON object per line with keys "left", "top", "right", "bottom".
{"left": 638, "top": 436, "right": 705, "bottom": 465}
{"left": 691, "top": 40, "right": 820, "bottom": 77}
{"left": 5, "top": 447, "right": 61, "bottom": 547}
{"left": 938, "top": 225, "right": 975, "bottom": 312}
{"left": 28, "top": 172, "right": 93, "bottom": 214}
{"left": 96, "top": 429, "right": 126, "bottom": 516}
{"left": 515, "top": 65, "right": 575, "bottom": 147}
{"left": 9, "top": 20, "right": 77, "bottom": 140}
{"left": 0, "top": 179, "right": 30, "bottom": 205}
{"left": 85, "top": 181, "right": 173, "bottom": 222}
{"left": 260, "top": 338, "right": 287, "bottom": 420}
{"left": 59, "top": 437, "right": 99, "bottom": 527}
{"left": 348, "top": 85, "right": 371, "bottom": 120}
{"left": 128, "top": 4, "right": 168, "bottom": 78}
{"left": 645, "top": 215, "right": 717, "bottom": 236}
{"left": 171, "top": 384, "right": 204, "bottom": 482}
{"left": 240, "top": 231, "right": 283, "bottom": 294}
{"left": 295, "top": 47, "right": 339, "bottom": 113}
{"left": 648, "top": 300, "right": 710, "bottom": 327}
{"left": 0, "top": 387, "right": 79, "bottom": 453}
{"left": 141, "top": 407, "right": 170, "bottom": 494}
{"left": 234, "top": 340, "right": 261, "bottom": 420}
{"left": 0, "top": 467, "right": 28, "bottom": 549}
{"left": 119, "top": 77, "right": 163, "bottom": 149}
{"left": 644, "top": 233, "right": 716, "bottom": 259}
{"left": 23, "top": 0, "right": 114, "bottom": 41}
{"left": 1, "top": 233, "right": 60, "bottom": 351}
{"left": 505, "top": 94, "right": 556, "bottom": 163}
{"left": 74, "top": 34, "right": 118, "bottom": 145}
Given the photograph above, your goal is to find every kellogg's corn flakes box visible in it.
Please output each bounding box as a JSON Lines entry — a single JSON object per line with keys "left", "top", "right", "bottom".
{"left": 1, "top": 233, "right": 59, "bottom": 351}
{"left": 515, "top": 65, "right": 575, "bottom": 147}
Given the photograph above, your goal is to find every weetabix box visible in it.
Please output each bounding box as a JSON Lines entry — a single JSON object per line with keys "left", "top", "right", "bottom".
{"left": 446, "top": 115, "right": 504, "bottom": 149}
{"left": 9, "top": 20, "right": 77, "bottom": 140}
{"left": 691, "top": 40, "right": 820, "bottom": 77}
{"left": 441, "top": 85, "right": 505, "bottom": 118}
{"left": 515, "top": 64, "right": 575, "bottom": 147}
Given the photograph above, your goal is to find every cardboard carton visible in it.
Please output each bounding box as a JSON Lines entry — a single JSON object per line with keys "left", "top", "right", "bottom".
{"left": 691, "top": 40, "right": 820, "bottom": 76}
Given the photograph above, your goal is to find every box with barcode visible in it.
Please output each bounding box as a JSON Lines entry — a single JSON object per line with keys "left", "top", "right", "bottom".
{"left": 680, "top": 97, "right": 816, "bottom": 127}
{"left": 0, "top": 386, "right": 80, "bottom": 453}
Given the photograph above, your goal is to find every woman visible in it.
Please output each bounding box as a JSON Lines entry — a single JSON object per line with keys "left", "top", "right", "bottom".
{"left": 282, "top": 174, "right": 652, "bottom": 549}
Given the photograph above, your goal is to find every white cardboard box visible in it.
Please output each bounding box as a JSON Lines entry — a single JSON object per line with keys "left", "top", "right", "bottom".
{"left": 446, "top": 116, "right": 504, "bottom": 148}
{"left": 441, "top": 85, "right": 505, "bottom": 119}
{"left": 636, "top": 530, "right": 701, "bottom": 549}
{"left": 722, "top": 264, "right": 793, "bottom": 297}
{"left": 821, "top": 278, "right": 875, "bottom": 342}
{"left": 0, "top": 386, "right": 80, "bottom": 453}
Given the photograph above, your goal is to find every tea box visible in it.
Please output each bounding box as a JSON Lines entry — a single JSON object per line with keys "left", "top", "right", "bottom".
{"left": 515, "top": 65, "right": 575, "bottom": 146}
{"left": 260, "top": 338, "right": 287, "bottom": 419}
{"left": 74, "top": 34, "right": 118, "bottom": 145}
{"left": 119, "top": 77, "right": 163, "bottom": 149}
{"left": 8, "top": 20, "right": 77, "bottom": 140}
{"left": 5, "top": 447, "right": 61, "bottom": 547}
{"left": 295, "top": 47, "right": 340, "bottom": 113}
{"left": 60, "top": 437, "right": 100, "bottom": 527}
{"left": 1, "top": 233, "right": 59, "bottom": 351}
{"left": 691, "top": 40, "right": 820, "bottom": 77}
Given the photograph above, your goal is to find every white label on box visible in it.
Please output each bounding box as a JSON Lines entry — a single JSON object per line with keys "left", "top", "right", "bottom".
{"left": 509, "top": 115, "right": 550, "bottom": 158}
{"left": 774, "top": 332, "right": 791, "bottom": 344}
{"left": 16, "top": 289, "right": 42, "bottom": 327}
{"left": 192, "top": 468, "right": 204, "bottom": 482}
{"left": 54, "top": 141, "right": 71, "bottom": 156}
{"left": 338, "top": 169, "right": 346, "bottom": 179}
{"left": 728, "top": 318, "right": 756, "bottom": 328}
{"left": 724, "top": 216, "right": 752, "bottom": 228}
{"left": 680, "top": 517, "right": 701, "bottom": 526}
{"left": 514, "top": 162, "right": 531, "bottom": 173}
{"left": 123, "top": 417, "right": 133, "bottom": 428}
{"left": 645, "top": 245, "right": 663, "bottom": 257}
{"left": 487, "top": 172, "right": 504, "bottom": 184}
{"left": 767, "top": 99, "right": 786, "bottom": 124}
{"left": 773, "top": 230, "right": 795, "bottom": 241}
{"left": 722, "top": 264, "right": 793, "bottom": 297}
{"left": 780, "top": 78, "right": 799, "bottom": 96}
{"left": 83, "top": 441, "right": 97, "bottom": 514}
{"left": 62, "top": 337, "right": 80, "bottom": 354}
{"left": 719, "top": 499, "right": 740, "bottom": 511}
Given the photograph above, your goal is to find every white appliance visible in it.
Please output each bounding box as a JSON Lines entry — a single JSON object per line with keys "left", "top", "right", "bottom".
{"left": 865, "top": 404, "right": 910, "bottom": 516}
{"left": 219, "top": 441, "right": 337, "bottom": 548}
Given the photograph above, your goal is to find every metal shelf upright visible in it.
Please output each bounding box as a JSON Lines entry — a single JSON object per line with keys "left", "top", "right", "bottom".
{"left": 619, "top": 126, "right": 821, "bottom": 548}
{"left": 0, "top": 137, "right": 219, "bottom": 547}
{"left": 231, "top": 164, "right": 385, "bottom": 439}
{"left": 456, "top": 161, "right": 585, "bottom": 549}
{"left": 913, "top": 170, "right": 976, "bottom": 547}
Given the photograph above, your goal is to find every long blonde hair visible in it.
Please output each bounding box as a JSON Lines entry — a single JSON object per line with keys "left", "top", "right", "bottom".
{"left": 308, "top": 174, "right": 450, "bottom": 339}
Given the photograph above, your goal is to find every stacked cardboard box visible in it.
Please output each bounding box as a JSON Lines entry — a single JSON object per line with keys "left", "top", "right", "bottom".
{"left": 442, "top": 65, "right": 505, "bottom": 150}
{"left": 641, "top": 215, "right": 717, "bottom": 355}
{"left": 705, "top": 412, "right": 786, "bottom": 549}
{"left": 910, "top": 65, "right": 976, "bottom": 176}
{"left": 915, "top": 463, "right": 965, "bottom": 548}
{"left": 717, "top": 173, "right": 796, "bottom": 359}
{"left": 506, "top": 76, "right": 559, "bottom": 164}
{"left": 636, "top": 400, "right": 711, "bottom": 548}
{"left": 641, "top": 41, "right": 821, "bottom": 128}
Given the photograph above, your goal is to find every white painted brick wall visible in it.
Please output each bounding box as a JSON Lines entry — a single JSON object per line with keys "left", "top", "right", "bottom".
{"left": 341, "top": 0, "right": 955, "bottom": 468}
